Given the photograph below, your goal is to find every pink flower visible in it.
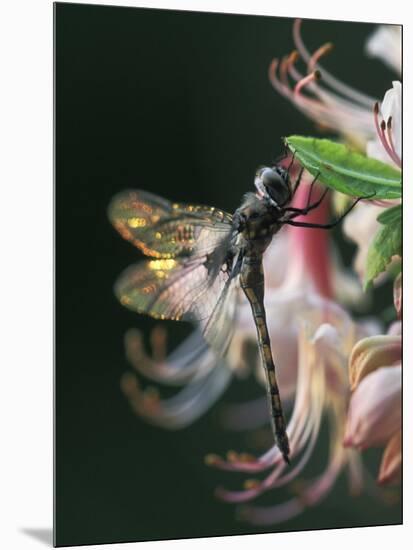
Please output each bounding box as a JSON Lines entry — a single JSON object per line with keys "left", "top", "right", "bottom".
{"left": 269, "top": 19, "right": 401, "bottom": 154}
{"left": 367, "top": 82, "right": 401, "bottom": 169}
{"left": 268, "top": 20, "right": 402, "bottom": 286}
{"left": 342, "top": 82, "right": 401, "bottom": 284}
{"left": 344, "top": 275, "right": 402, "bottom": 484}
{"left": 207, "top": 319, "right": 370, "bottom": 525}
{"left": 344, "top": 364, "right": 401, "bottom": 450}
{"left": 268, "top": 19, "right": 378, "bottom": 149}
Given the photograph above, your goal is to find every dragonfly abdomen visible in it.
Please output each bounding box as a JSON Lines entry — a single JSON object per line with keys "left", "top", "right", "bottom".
{"left": 240, "top": 254, "right": 290, "bottom": 464}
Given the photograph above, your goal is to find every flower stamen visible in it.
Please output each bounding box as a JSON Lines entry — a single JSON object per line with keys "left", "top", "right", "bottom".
{"left": 386, "top": 116, "right": 401, "bottom": 167}
{"left": 293, "top": 18, "right": 375, "bottom": 108}
{"left": 373, "top": 102, "right": 401, "bottom": 167}
{"left": 280, "top": 55, "right": 292, "bottom": 86}
{"left": 294, "top": 70, "right": 321, "bottom": 96}
{"left": 308, "top": 42, "right": 334, "bottom": 73}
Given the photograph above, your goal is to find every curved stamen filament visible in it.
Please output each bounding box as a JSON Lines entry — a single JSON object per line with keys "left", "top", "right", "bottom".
{"left": 308, "top": 42, "right": 334, "bottom": 73}
{"left": 287, "top": 60, "right": 302, "bottom": 84}
{"left": 240, "top": 450, "right": 344, "bottom": 525}
{"left": 122, "top": 362, "right": 232, "bottom": 430}
{"left": 283, "top": 50, "right": 299, "bottom": 82}
{"left": 213, "top": 332, "right": 329, "bottom": 504}
{"left": 386, "top": 117, "right": 402, "bottom": 167}
{"left": 374, "top": 103, "right": 401, "bottom": 167}
{"left": 294, "top": 70, "right": 321, "bottom": 96}
{"left": 289, "top": 53, "right": 373, "bottom": 124}
{"left": 270, "top": 53, "right": 374, "bottom": 140}
{"left": 268, "top": 58, "right": 290, "bottom": 96}
{"left": 280, "top": 55, "right": 292, "bottom": 86}
{"left": 293, "top": 18, "right": 376, "bottom": 108}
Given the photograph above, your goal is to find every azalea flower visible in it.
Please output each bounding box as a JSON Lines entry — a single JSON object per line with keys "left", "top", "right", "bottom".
{"left": 343, "top": 81, "right": 401, "bottom": 284}
{"left": 272, "top": 20, "right": 405, "bottom": 488}
{"left": 269, "top": 19, "right": 401, "bottom": 151}
{"left": 268, "top": 19, "right": 378, "bottom": 149}
{"left": 207, "top": 319, "right": 370, "bottom": 526}
{"left": 367, "top": 82, "right": 401, "bottom": 168}
{"left": 268, "top": 19, "right": 402, "bottom": 285}
{"left": 269, "top": 20, "right": 401, "bottom": 176}
{"left": 344, "top": 274, "right": 402, "bottom": 485}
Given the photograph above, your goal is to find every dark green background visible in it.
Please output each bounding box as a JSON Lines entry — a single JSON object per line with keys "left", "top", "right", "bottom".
{"left": 55, "top": 3, "right": 401, "bottom": 546}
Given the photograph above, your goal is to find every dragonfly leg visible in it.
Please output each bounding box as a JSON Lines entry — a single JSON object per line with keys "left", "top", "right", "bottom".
{"left": 283, "top": 187, "right": 329, "bottom": 219}
{"left": 290, "top": 166, "right": 305, "bottom": 198}
{"left": 283, "top": 192, "right": 374, "bottom": 229}
{"left": 240, "top": 255, "right": 290, "bottom": 464}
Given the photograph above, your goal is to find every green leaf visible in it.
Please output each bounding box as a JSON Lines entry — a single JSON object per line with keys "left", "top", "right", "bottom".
{"left": 285, "top": 136, "right": 401, "bottom": 200}
{"left": 377, "top": 204, "right": 402, "bottom": 225}
{"left": 365, "top": 205, "right": 402, "bottom": 289}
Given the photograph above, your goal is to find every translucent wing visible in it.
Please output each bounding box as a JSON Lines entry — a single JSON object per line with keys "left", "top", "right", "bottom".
{"left": 108, "top": 189, "right": 233, "bottom": 259}
{"left": 201, "top": 258, "right": 241, "bottom": 353}
{"left": 115, "top": 252, "right": 241, "bottom": 354}
{"left": 110, "top": 188, "right": 240, "bottom": 355}
{"left": 115, "top": 253, "right": 230, "bottom": 320}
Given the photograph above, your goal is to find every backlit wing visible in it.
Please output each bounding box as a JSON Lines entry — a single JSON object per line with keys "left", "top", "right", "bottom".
{"left": 110, "top": 188, "right": 240, "bottom": 355}
{"left": 201, "top": 256, "right": 241, "bottom": 353}
{"left": 108, "top": 189, "right": 233, "bottom": 259}
{"left": 115, "top": 254, "right": 241, "bottom": 354}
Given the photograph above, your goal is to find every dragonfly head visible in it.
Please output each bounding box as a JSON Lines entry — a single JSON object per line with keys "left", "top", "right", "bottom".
{"left": 254, "top": 166, "right": 291, "bottom": 208}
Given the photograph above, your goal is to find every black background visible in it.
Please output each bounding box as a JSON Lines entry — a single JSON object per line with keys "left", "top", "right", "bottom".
{"left": 55, "top": 3, "right": 401, "bottom": 546}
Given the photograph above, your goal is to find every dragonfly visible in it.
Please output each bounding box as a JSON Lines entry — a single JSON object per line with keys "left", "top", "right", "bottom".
{"left": 108, "top": 162, "right": 364, "bottom": 464}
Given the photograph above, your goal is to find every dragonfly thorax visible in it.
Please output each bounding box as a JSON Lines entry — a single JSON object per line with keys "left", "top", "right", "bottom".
{"left": 232, "top": 192, "right": 282, "bottom": 253}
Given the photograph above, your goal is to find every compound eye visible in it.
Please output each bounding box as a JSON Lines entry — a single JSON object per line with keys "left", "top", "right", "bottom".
{"left": 261, "top": 168, "right": 281, "bottom": 187}
{"left": 260, "top": 167, "right": 290, "bottom": 206}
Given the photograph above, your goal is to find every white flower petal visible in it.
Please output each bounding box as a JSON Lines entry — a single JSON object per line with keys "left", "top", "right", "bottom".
{"left": 366, "top": 81, "right": 402, "bottom": 166}
{"left": 381, "top": 81, "right": 401, "bottom": 157}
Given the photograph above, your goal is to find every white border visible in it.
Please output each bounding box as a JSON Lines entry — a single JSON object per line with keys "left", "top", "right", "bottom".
{"left": 0, "top": 1, "right": 410, "bottom": 549}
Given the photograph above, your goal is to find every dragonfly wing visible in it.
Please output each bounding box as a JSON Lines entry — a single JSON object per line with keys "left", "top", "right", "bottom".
{"left": 115, "top": 253, "right": 233, "bottom": 324}
{"left": 110, "top": 189, "right": 240, "bottom": 356}
{"left": 108, "top": 189, "right": 233, "bottom": 258}
{"left": 201, "top": 259, "right": 241, "bottom": 354}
